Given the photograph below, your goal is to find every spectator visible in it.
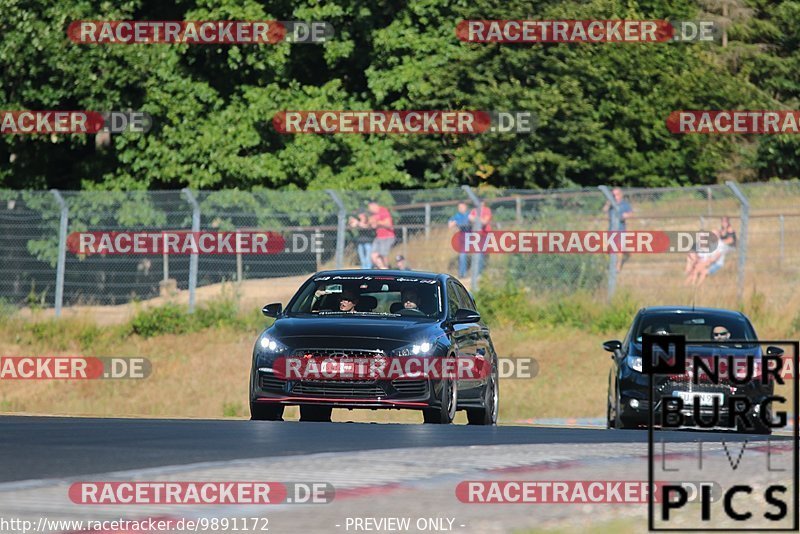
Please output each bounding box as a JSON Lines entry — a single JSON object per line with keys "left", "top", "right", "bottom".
{"left": 367, "top": 200, "right": 395, "bottom": 269}
{"left": 348, "top": 211, "right": 373, "bottom": 269}
{"left": 603, "top": 187, "right": 633, "bottom": 272}
{"left": 718, "top": 216, "right": 737, "bottom": 250}
{"left": 468, "top": 202, "right": 492, "bottom": 276}
{"left": 448, "top": 202, "right": 471, "bottom": 277}
{"left": 686, "top": 228, "right": 728, "bottom": 286}
{"left": 394, "top": 254, "right": 411, "bottom": 270}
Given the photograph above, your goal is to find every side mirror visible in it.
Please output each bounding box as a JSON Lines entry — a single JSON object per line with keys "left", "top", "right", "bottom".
{"left": 603, "top": 340, "right": 622, "bottom": 352}
{"left": 452, "top": 308, "right": 481, "bottom": 324}
{"left": 766, "top": 346, "right": 784, "bottom": 357}
{"left": 261, "top": 303, "right": 282, "bottom": 318}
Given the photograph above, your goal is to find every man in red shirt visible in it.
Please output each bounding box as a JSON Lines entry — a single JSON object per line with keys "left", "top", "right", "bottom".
{"left": 367, "top": 200, "right": 395, "bottom": 269}
{"left": 469, "top": 204, "right": 492, "bottom": 231}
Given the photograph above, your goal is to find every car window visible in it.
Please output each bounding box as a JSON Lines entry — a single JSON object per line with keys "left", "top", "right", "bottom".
{"left": 453, "top": 282, "right": 475, "bottom": 311}
{"left": 446, "top": 281, "right": 461, "bottom": 319}
{"left": 287, "top": 275, "right": 443, "bottom": 318}
{"left": 634, "top": 313, "right": 756, "bottom": 342}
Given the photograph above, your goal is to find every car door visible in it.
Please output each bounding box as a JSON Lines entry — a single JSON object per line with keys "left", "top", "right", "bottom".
{"left": 449, "top": 280, "right": 483, "bottom": 398}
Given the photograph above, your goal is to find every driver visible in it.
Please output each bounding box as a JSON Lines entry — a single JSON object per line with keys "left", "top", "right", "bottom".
{"left": 711, "top": 325, "right": 731, "bottom": 341}
{"left": 339, "top": 290, "right": 359, "bottom": 312}
{"left": 401, "top": 289, "right": 420, "bottom": 310}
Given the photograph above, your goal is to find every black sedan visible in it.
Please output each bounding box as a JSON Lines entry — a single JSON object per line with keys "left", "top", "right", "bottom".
{"left": 249, "top": 270, "right": 499, "bottom": 424}
{"left": 604, "top": 306, "right": 783, "bottom": 434}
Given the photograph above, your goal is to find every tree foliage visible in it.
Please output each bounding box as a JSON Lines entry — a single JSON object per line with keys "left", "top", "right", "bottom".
{"left": 0, "top": 0, "right": 796, "bottom": 191}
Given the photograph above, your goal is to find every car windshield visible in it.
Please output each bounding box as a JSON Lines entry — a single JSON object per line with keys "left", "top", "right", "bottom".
{"left": 286, "top": 274, "right": 442, "bottom": 319}
{"left": 634, "top": 312, "right": 757, "bottom": 342}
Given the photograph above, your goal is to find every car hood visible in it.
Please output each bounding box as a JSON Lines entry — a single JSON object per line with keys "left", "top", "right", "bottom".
{"left": 630, "top": 342, "right": 764, "bottom": 382}
{"left": 267, "top": 316, "right": 442, "bottom": 349}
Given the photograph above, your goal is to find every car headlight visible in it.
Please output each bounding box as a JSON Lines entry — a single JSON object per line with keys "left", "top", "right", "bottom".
{"left": 392, "top": 340, "right": 435, "bottom": 357}
{"left": 258, "top": 334, "right": 288, "bottom": 353}
{"left": 628, "top": 355, "right": 643, "bottom": 373}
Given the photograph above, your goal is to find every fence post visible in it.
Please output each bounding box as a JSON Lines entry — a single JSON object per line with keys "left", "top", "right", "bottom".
{"left": 315, "top": 229, "right": 323, "bottom": 270}
{"left": 515, "top": 195, "right": 522, "bottom": 224}
{"left": 462, "top": 185, "right": 483, "bottom": 292}
{"left": 163, "top": 252, "right": 169, "bottom": 282}
{"left": 424, "top": 203, "right": 431, "bottom": 240}
{"left": 779, "top": 214, "right": 784, "bottom": 269}
{"left": 182, "top": 188, "right": 200, "bottom": 313}
{"left": 50, "top": 189, "right": 68, "bottom": 317}
{"left": 402, "top": 226, "right": 408, "bottom": 259}
{"left": 725, "top": 181, "right": 749, "bottom": 303}
{"left": 326, "top": 190, "right": 346, "bottom": 269}
{"left": 598, "top": 185, "right": 618, "bottom": 300}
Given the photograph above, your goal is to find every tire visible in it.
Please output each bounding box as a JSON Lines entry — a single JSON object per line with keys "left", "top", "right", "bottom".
{"left": 737, "top": 407, "right": 773, "bottom": 435}
{"left": 299, "top": 405, "right": 333, "bottom": 422}
{"left": 250, "top": 402, "right": 284, "bottom": 421}
{"left": 606, "top": 376, "right": 614, "bottom": 429}
{"left": 613, "top": 388, "right": 634, "bottom": 429}
{"left": 467, "top": 361, "right": 498, "bottom": 426}
{"left": 423, "top": 375, "right": 457, "bottom": 424}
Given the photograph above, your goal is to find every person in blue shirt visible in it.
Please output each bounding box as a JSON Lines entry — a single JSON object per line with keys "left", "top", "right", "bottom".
{"left": 603, "top": 188, "right": 634, "bottom": 272}
{"left": 448, "top": 202, "right": 471, "bottom": 277}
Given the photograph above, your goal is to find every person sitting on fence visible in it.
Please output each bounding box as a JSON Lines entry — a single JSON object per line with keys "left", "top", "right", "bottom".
{"left": 394, "top": 255, "right": 411, "bottom": 270}
{"left": 718, "top": 216, "right": 737, "bottom": 251}
{"left": 686, "top": 229, "right": 728, "bottom": 286}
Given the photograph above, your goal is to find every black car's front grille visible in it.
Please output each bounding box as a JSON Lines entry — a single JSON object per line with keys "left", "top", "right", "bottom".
{"left": 293, "top": 349, "right": 385, "bottom": 359}
{"left": 292, "top": 381, "right": 386, "bottom": 398}
{"left": 259, "top": 373, "right": 287, "bottom": 393}
{"left": 392, "top": 380, "right": 427, "bottom": 397}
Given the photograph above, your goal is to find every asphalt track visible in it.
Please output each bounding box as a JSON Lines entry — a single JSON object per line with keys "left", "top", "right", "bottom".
{"left": 0, "top": 415, "right": 781, "bottom": 484}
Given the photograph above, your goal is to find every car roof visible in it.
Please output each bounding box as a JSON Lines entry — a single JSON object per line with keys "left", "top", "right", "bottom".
{"left": 638, "top": 305, "right": 747, "bottom": 320}
{"left": 313, "top": 269, "right": 447, "bottom": 281}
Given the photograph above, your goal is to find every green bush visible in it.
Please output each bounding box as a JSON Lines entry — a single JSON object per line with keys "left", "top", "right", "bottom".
{"left": 508, "top": 254, "right": 606, "bottom": 293}
{"left": 129, "top": 296, "right": 251, "bottom": 338}
{"left": 195, "top": 298, "right": 240, "bottom": 329}
{"left": 130, "top": 302, "right": 191, "bottom": 338}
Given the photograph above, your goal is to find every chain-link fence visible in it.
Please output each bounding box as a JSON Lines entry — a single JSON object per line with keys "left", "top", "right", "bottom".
{"left": 1, "top": 182, "right": 798, "bottom": 315}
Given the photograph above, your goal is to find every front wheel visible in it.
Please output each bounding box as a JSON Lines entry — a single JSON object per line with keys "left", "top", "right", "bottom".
{"left": 250, "top": 402, "right": 284, "bottom": 421}
{"left": 467, "top": 362, "right": 498, "bottom": 425}
{"left": 423, "top": 377, "right": 457, "bottom": 424}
